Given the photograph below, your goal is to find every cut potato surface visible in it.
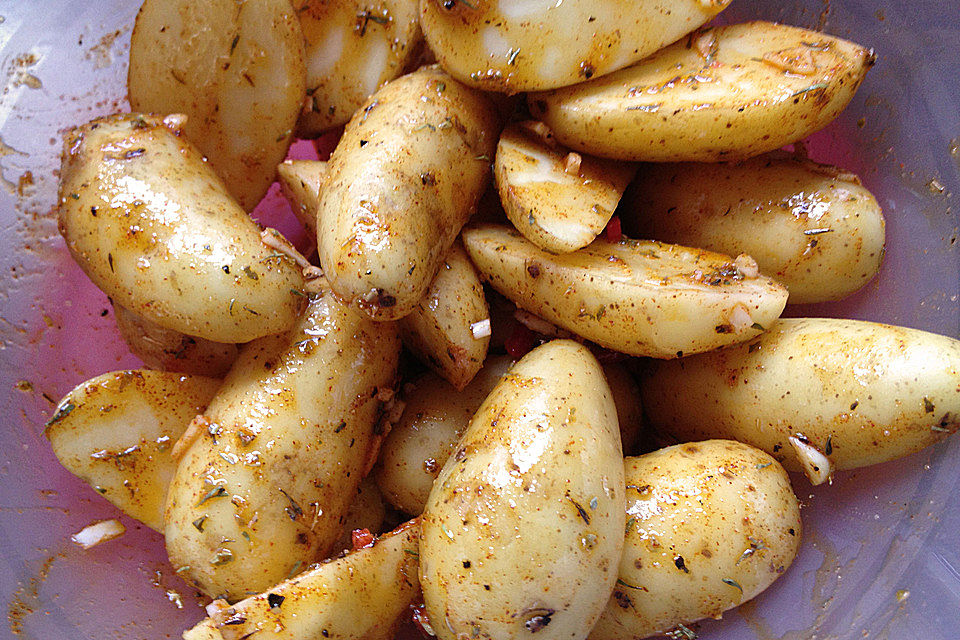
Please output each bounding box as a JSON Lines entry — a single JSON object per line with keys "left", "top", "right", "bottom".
{"left": 277, "top": 159, "right": 328, "bottom": 236}
{"left": 529, "top": 21, "right": 875, "bottom": 162}
{"left": 462, "top": 224, "right": 788, "bottom": 358}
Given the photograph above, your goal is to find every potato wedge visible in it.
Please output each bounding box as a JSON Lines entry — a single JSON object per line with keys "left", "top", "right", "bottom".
{"left": 529, "top": 22, "right": 875, "bottom": 162}
{"left": 317, "top": 66, "right": 499, "bottom": 320}
{"left": 495, "top": 122, "right": 636, "bottom": 253}
{"left": 277, "top": 159, "right": 327, "bottom": 236}
{"left": 184, "top": 519, "right": 420, "bottom": 640}
{"left": 45, "top": 370, "right": 220, "bottom": 532}
{"left": 128, "top": 0, "right": 306, "bottom": 210}
{"left": 165, "top": 281, "right": 400, "bottom": 600}
{"left": 420, "top": 0, "right": 732, "bottom": 92}
{"left": 462, "top": 224, "right": 788, "bottom": 358}
{"left": 58, "top": 113, "right": 306, "bottom": 343}
{"left": 590, "top": 441, "right": 801, "bottom": 639}
{"left": 295, "top": 0, "right": 423, "bottom": 137}
{"left": 641, "top": 318, "right": 960, "bottom": 484}
{"left": 114, "top": 305, "right": 239, "bottom": 378}
{"left": 420, "top": 340, "right": 625, "bottom": 640}
{"left": 398, "top": 242, "right": 489, "bottom": 389}
{"left": 627, "top": 154, "right": 885, "bottom": 303}
{"left": 331, "top": 478, "right": 388, "bottom": 552}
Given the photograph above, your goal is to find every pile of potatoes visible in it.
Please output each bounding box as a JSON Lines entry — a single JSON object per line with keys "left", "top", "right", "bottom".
{"left": 45, "top": 1, "right": 960, "bottom": 640}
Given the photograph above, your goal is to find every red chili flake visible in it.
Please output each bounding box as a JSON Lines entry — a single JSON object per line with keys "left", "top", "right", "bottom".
{"left": 351, "top": 528, "right": 375, "bottom": 550}
{"left": 605, "top": 216, "right": 622, "bottom": 243}
{"left": 505, "top": 323, "right": 535, "bottom": 359}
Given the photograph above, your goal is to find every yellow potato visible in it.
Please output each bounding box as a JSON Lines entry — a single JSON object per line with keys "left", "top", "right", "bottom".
{"left": 45, "top": 370, "right": 220, "bottom": 532}
{"left": 317, "top": 65, "right": 499, "bottom": 320}
{"left": 591, "top": 441, "right": 801, "bottom": 640}
{"left": 641, "top": 318, "right": 960, "bottom": 484}
{"left": 277, "top": 159, "right": 327, "bottom": 236}
{"left": 184, "top": 519, "right": 420, "bottom": 640}
{"left": 529, "top": 22, "right": 875, "bottom": 162}
{"left": 495, "top": 122, "right": 636, "bottom": 253}
{"left": 295, "top": 0, "right": 423, "bottom": 137}
{"left": 128, "top": 0, "right": 306, "bottom": 210}
{"left": 398, "top": 242, "right": 489, "bottom": 389}
{"left": 58, "top": 113, "right": 306, "bottom": 343}
{"left": 627, "top": 154, "right": 885, "bottom": 303}
{"left": 113, "top": 305, "right": 238, "bottom": 378}
{"left": 462, "top": 224, "right": 788, "bottom": 358}
{"left": 420, "top": 340, "right": 625, "bottom": 640}
{"left": 331, "top": 478, "right": 388, "bottom": 553}
{"left": 420, "top": 0, "right": 732, "bottom": 92}
{"left": 165, "top": 282, "right": 400, "bottom": 600}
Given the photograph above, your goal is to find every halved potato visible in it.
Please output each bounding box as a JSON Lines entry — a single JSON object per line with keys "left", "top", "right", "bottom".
{"left": 462, "top": 224, "right": 788, "bottom": 358}
{"left": 129, "top": 0, "right": 306, "bottom": 210}
{"left": 45, "top": 370, "right": 221, "bottom": 532}
{"left": 529, "top": 22, "right": 875, "bottom": 162}
{"left": 277, "top": 159, "right": 328, "bottom": 236}
{"left": 495, "top": 121, "right": 636, "bottom": 253}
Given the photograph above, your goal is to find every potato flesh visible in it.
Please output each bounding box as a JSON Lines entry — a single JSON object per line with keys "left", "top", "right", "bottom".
{"left": 420, "top": 0, "right": 731, "bottom": 92}
{"left": 420, "top": 340, "right": 625, "bottom": 640}
{"left": 165, "top": 285, "right": 400, "bottom": 600}
{"left": 641, "top": 318, "right": 960, "bottom": 479}
{"left": 462, "top": 224, "right": 788, "bottom": 358}
{"left": 277, "top": 159, "right": 327, "bottom": 236}
{"left": 590, "top": 441, "right": 801, "bottom": 639}
{"left": 529, "top": 21, "right": 874, "bottom": 161}
{"left": 57, "top": 113, "right": 306, "bottom": 343}
{"left": 128, "top": 0, "right": 306, "bottom": 210}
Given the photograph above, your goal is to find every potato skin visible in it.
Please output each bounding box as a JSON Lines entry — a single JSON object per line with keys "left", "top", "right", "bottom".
{"left": 165, "top": 283, "right": 400, "bottom": 600}
{"left": 529, "top": 22, "right": 874, "bottom": 162}
{"left": 641, "top": 318, "right": 960, "bottom": 476}
{"left": 420, "top": 340, "right": 625, "bottom": 640}
{"left": 627, "top": 155, "right": 885, "bottom": 303}
{"left": 58, "top": 113, "right": 306, "bottom": 343}
{"left": 590, "top": 441, "right": 801, "bottom": 640}
{"left": 420, "top": 0, "right": 731, "bottom": 92}
{"left": 317, "top": 66, "right": 499, "bottom": 320}
{"left": 45, "top": 370, "right": 221, "bottom": 532}
{"left": 277, "top": 160, "right": 327, "bottom": 237}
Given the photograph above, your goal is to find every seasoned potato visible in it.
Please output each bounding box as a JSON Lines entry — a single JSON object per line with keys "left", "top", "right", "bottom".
{"left": 184, "top": 519, "right": 420, "bottom": 640}
{"left": 462, "top": 224, "right": 788, "bottom": 358}
{"left": 420, "top": 340, "right": 625, "bottom": 640}
{"left": 420, "top": 0, "right": 732, "bottom": 92}
{"left": 277, "top": 159, "right": 327, "bottom": 236}
{"left": 529, "top": 22, "right": 875, "bottom": 162}
{"left": 128, "top": 0, "right": 306, "bottom": 210}
{"left": 496, "top": 122, "right": 636, "bottom": 253}
{"left": 295, "top": 0, "right": 423, "bottom": 137}
{"left": 331, "top": 478, "right": 388, "bottom": 552}
{"left": 590, "top": 441, "right": 801, "bottom": 640}
{"left": 627, "top": 154, "right": 885, "bottom": 303}
{"left": 113, "top": 305, "right": 238, "bottom": 378}
{"left": 398, "top": 242, "right": 489, "bottom": 389}
{"left": 317, "top": 65, "right": 499, "bottom": 320}
{"left": 165, "top": 282, "right": 400, "bottom": 600}
{"left": 45, "top": 370, "right": 220, "bottom": 532}
{"left": 58, "top": 113, "right": 306, "bottom": 344}
{"left": 641, "top": 318, "right": 960, "bottom": 484}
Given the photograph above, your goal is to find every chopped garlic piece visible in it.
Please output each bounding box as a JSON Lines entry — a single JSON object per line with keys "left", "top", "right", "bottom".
{"left": 789, "top": 435, "right": 831, "bottom": 485}
{"left": 734, "top": 253, "right": 759, "bottom": 279}
{"left": 728, "top": 303, "right": 753, "bottom": 333}
{"left": 205, "top": 599, "right": 230, "bottom": 618}
{"left": 260, "top": 227, "right": 314, "bottom": 271}
{"left": 71, "top": 519, "right": 125, "bottom": 549}
{"left": 514, "top": 309, "right": 570, "bottom": 338}
{"left": 563, "top": 152, "right": 582, "bottom": 175}
{"left": 470, "top": 318, "right": 491, "bottom": 339}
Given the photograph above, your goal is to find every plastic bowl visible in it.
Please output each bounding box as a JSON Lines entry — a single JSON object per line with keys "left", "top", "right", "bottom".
{"left": 1, "top": 1, "right": 957, "bottom": 638}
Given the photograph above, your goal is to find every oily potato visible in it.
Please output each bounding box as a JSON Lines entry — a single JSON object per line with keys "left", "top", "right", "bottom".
{"left": 317, "top": 65, "right": 499, "bottom": 320}
{"left": 420, "top": 340, "right": 625, "bottom": 640}
{"left": 462, "top": 224, "right": 788, "bottom": 358}
{"left": 420, "top": 0, "right": 732, "bottom": 92}
{"left": 529, "top": 22, "right": 875, "bottom": 162}
{"left": 376, "top": 356, "right": 643, "bottom": 515}
{"left": 58, "top": 113, "right": 306, "bottom": 344}
{"left": 590, "top": 441, "right": 801, "bottom": 640}
{"left": 128, "top": 0, "right": 306, "bottom": 210}
{"left": 398, "top": 242, "right": 490, "bottom": 389}
{"left": 295, "top": 0, "right": 423, "bottom": 137}
{"left": 184, "top": 519, "right": 420, "bottom": 640}
{"left": 496, "top": 121, "right": 636, "bottom": 254}
{"left": 641, "top": 318, "right": 960, "bottom": 484}
{"left": 277, "top": 159, "right": 328, "bottom": 236}
{"left": 331, "top": 478, "right": 388, "bottom": 553}
{"left": 45, "top": 370, "right": 220, "bottom": 533}
{"left": 113, "top": 304, "right": 239, "bottom": 378}
{"left": 627, "top": 154, "right": 885, "bottom": 303}
{"left": 165, "top": 282, "right": 400, "bottom": 600}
